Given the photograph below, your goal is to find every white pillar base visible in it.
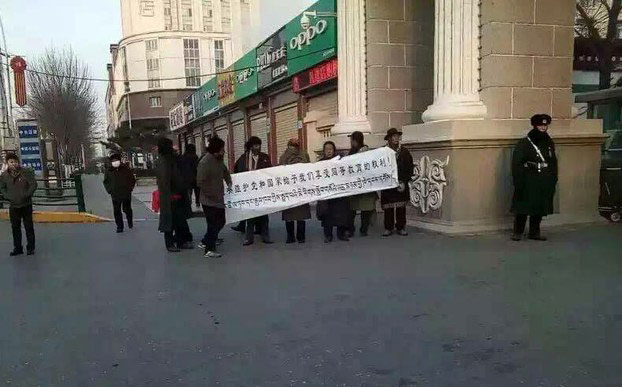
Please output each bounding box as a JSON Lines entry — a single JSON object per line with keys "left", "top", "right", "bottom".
{"left": 331, "top": 115, "right": 372, "bottom": 135}
{"left": 422, "top": 100, "right": 487, "bottom": 122}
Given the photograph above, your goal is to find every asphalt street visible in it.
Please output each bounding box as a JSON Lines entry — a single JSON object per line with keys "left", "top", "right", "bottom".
{"left": 1, "top": 213, "right": 621, "bottom": 386}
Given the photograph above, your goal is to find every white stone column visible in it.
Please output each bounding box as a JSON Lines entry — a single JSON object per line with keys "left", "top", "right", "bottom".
{"left": 422, "top": 0, "right": 487, "bottom": 122}
{"left": 332, "top": 0, "right": 371, "bottom": 135}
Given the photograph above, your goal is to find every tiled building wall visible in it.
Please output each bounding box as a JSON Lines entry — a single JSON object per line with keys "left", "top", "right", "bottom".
{"left": 366, "top": 0, "right": 434, "bottom": 133}
{"left": 480, "top": 0, "right": 575, "bottom": 120}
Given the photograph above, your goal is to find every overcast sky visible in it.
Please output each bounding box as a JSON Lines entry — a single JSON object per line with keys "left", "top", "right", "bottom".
{"left": 0, "top": 0, "right": 314, "bottom": 132}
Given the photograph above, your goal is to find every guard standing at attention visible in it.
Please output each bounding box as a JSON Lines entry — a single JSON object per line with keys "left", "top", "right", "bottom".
{"left": 511, "top": 114, "right": 558, "bottom": 241}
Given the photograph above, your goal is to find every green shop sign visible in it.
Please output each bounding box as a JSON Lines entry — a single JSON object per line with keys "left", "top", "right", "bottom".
{"left": 193, "top": 77, "right": 219, "bottom": 119}
{"left": 234, "top": 50, "right": 258, "bottom": 100}
{"left": 285, "top": 0, "right": 337, "bottom": 76}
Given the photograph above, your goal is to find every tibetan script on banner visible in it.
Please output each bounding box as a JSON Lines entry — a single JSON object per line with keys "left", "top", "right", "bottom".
{"left": 224, "top": 147, "right": 399, "bottom": 224}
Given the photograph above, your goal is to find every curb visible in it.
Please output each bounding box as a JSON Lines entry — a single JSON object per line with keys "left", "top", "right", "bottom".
{"left": 0, "top": 210, "right": 111, "bottom": 224}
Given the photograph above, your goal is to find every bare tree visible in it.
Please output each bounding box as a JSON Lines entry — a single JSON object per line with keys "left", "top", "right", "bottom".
{"left": 27, "top": 47, "right": 100, "bottom": 166}
{"left": 576, "top": 0, "right": 622, "bottom": 89}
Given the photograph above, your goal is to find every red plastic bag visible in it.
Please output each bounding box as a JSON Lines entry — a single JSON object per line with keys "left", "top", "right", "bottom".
{"left": 151, "top": 190, "right": 160, "bottom": 213}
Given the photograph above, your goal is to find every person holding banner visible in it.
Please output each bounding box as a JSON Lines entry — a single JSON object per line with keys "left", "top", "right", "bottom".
{"left": 197, "top": 136, "right": 232, "bottom": 258}
{"left": 316, "top": 141, "right": 350, "bottom": 243}
{"left": 381, "top": 128, "right": 414, "bottom": 236}
{"left": 234, "top": 136, "right": 274, "bottom": 246}
{"left": 279, "top": 138, "right": 311, "bottom": 244}
{"left": 347, "top": 131, "right": 377, "bottom": 237}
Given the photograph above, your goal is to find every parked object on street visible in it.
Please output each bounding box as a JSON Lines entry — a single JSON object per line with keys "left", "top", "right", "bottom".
{"left": 599, "top": 130, "right": 622, "bottom": 223}
{"left": 279, "top": 138, "right": 311, "bottom": 243}
{"left": 381, "top": 128, "right": 414, "bottom": 237}
{"left": 0, "top": 153, "right": 37, "bottom": 256}
{"left": 155, "top": 138, "right": 193, "bottom": 252}
{"left": 511, "top": 114, "right": 558, "bottom": 241}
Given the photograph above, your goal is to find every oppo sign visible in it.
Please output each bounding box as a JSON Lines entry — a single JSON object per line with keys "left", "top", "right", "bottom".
{"left": 289, "top": 19, "right": 328, "bottom": 51}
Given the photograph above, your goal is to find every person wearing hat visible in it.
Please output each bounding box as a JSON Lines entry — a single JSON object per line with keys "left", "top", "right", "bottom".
{"left": 381, "top": 128, "right": 414, "bottom": 236}
{"left": 347, "top": 131, "right": 378, "bottom": 237}
{"left": 0, "top": 153, "right": 37, "bottom": 256}
{"left": 234, "top": 136, "right": 273, "bottom": 245}
{"left": 279, "top": 137, "right": 311, "bottom": 243}
{"left": 103, "top": 153, "right": 136, "bottom": 233}
{"left": 511, "top": 114, "right": 558, "bottom": 241}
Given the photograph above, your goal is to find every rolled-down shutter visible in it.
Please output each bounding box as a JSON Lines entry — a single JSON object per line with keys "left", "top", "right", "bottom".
{"left": 232, "top": 120, "right": 246, "bottom": 161}
{"left": 274, "top": 103, "right": 299, "bottom": 161}
{"left": 250, "top": 113, "right": 269, "bottom": 154}
{"left": 215, "top": 125, "right": 229, "bottom": 165}
{"left": 308, "top": 91, "right": 338, "bottom": 119}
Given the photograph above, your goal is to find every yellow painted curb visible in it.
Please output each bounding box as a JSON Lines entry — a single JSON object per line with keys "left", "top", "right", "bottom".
{"left": 0, "top": 210, "right": 111, "bottom": 223}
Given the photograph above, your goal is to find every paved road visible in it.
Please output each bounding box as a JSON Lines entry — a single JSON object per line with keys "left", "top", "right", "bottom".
{"left": 0, "top": 216, "right": 621, "bottom": 386}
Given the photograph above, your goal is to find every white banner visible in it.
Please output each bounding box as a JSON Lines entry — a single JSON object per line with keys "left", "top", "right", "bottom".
{"left": 224, "top": 147, "right": 399, "bottom": 224}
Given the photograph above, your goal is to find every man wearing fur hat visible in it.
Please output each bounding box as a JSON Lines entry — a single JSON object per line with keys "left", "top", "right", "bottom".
{"left": 511, "top": 114, "right": 558, "bottom": 241}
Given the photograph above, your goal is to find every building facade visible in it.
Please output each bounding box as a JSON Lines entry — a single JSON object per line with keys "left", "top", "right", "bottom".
{"left": 171, "top": 0, "right": 604, "bottom": 234}
{"left": 106, "top": 0, "right": 260, "bottom": 140}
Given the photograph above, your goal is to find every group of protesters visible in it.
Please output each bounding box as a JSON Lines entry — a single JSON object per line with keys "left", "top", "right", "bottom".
{"left": 1, "top": 113, "right": 557, "bottom": 258}
{"left": 144, "top": 127, "right": 415, "bottom": 258}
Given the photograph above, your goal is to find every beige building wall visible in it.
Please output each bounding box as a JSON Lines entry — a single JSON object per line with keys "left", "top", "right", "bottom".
{"left": 365, "top": 0, "right": 434, "bottom": 133}
{"left": 480, "top": 0, "right": 575, "bottom": 121}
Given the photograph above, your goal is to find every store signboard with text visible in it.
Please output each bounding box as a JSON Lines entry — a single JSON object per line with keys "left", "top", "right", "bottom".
{"left": 193, "top": 77, "right": 220, "bottom": 119}
{"left": 217, "top": 65, "right": 236, "bottom": 108}
{"left": 292, "top": 58, "right": 338, "bottom": 93}
{"left": 169, "top": 102, "right": 185, "bottom": 132}
{"left": 257, "top": 28, "right": 289, "bottom": 89}
{"left": 234, "top": 50, "right": 258, "bottom": 100}
{"left": 285, "top": 0, "right": 337, "bottom": 76}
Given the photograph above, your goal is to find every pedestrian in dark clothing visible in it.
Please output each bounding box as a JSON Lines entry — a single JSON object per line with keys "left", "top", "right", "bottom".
{"left": 155, "top": 137, "right": 194, "bottom": 252}
{"left": 230, "top": 137, "right": 266, "bottom": 236}
{"left": 197, "top": 136, "right": 232, "bottom": 258}
{"left": 316, "top": 141, "right": 350, "bottom": 243}
{"left": 181, "top": 144, "right": 200, "bottom": 207}
{"left": 347, "top": 131, "right": 377, "bottom": 237}
{"left": 103, "top": 153, "right": 136, "bottom": 233}
{"left": 279, "top": 138, "right": 311, "bottom": 243}
{"left": 511, "top": 114, "right": 558, "bottom": 241}
{"left": 381, "top": 128, "right": 414, "bottom": 237}
{"left": 0, "top": 153, "right": 37, "bottom": 256}
{"left": 234, "top": 136, "right": 274, "bottom": 246}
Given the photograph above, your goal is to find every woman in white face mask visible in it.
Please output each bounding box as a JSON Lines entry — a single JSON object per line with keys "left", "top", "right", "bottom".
{"left": 103, "top": 153, "right": 136, "bottom": 233}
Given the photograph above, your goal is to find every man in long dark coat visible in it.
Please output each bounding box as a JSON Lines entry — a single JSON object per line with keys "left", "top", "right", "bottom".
{"left": 103, "top": 153, "right": 136, "bottom": 233}
{"left": 155, "top": 137, "right": 193, "bottom": 252}
{"left": 233, "top": 136, "right": 273, "bottom": 246}
{"left": 511, "top": 114, "right": 558, "bottom": 241}
{"left": 381, "top": 128, "right": 414, "bottom": 236}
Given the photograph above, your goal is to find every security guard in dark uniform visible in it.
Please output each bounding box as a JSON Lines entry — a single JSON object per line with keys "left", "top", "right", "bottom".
{"left": 511, "top": 114, "right": 558, "bottom": 241}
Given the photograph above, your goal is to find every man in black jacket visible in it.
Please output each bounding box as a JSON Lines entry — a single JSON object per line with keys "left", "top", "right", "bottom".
{"left": 234, "top": 136, "right": 273, "bottom": 245}
{"left": 181, "top": 143, "right": 200, "bottom": 208}
{"left": 0, "top": 153, "right": 38, "bottom": 256}
{"left": 511, "top": 114, "right": 558, "bottom": 241}
{"left": 103, "top": 153, "right": 136, "bottom": 233}
{"left": 381, "top": 128, "right": 414, "bottom": 237}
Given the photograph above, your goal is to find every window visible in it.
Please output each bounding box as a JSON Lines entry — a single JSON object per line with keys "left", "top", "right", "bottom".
{"left": 140, "top": 0, "right": 155, "bottom": 16}
{"left": 214, "top": 40, "right": 224, "bottom": 72}
{"left": 184, "top": 39, "right": 201, "bottom": 87}
{"left": 221, "top": 0, "right": 231, "bottom": 32}
{"left": 149, "top": 97, "right": 162, "bottom": 108}
{"left": 163, "top": 0, "right": 179, "bottom": 30}
{"left": 146, "top": 41, "right": 160, "bottom": 89}
{"left": 145, "top": 39, "right": 158, "bottom": 52}
{"left": 147, "top": 58, "right": 159, "bottom": 71}
{"left": 202, "top": 0, "right": 213, "bottom": 32}
{"left": 181, "top": 0, "right": 193, "bottom": 31}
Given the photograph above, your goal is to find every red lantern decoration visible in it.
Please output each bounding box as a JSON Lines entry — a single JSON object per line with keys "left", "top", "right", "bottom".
{"left": 10, "top": 56, "right": 27, "bottom": 107}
